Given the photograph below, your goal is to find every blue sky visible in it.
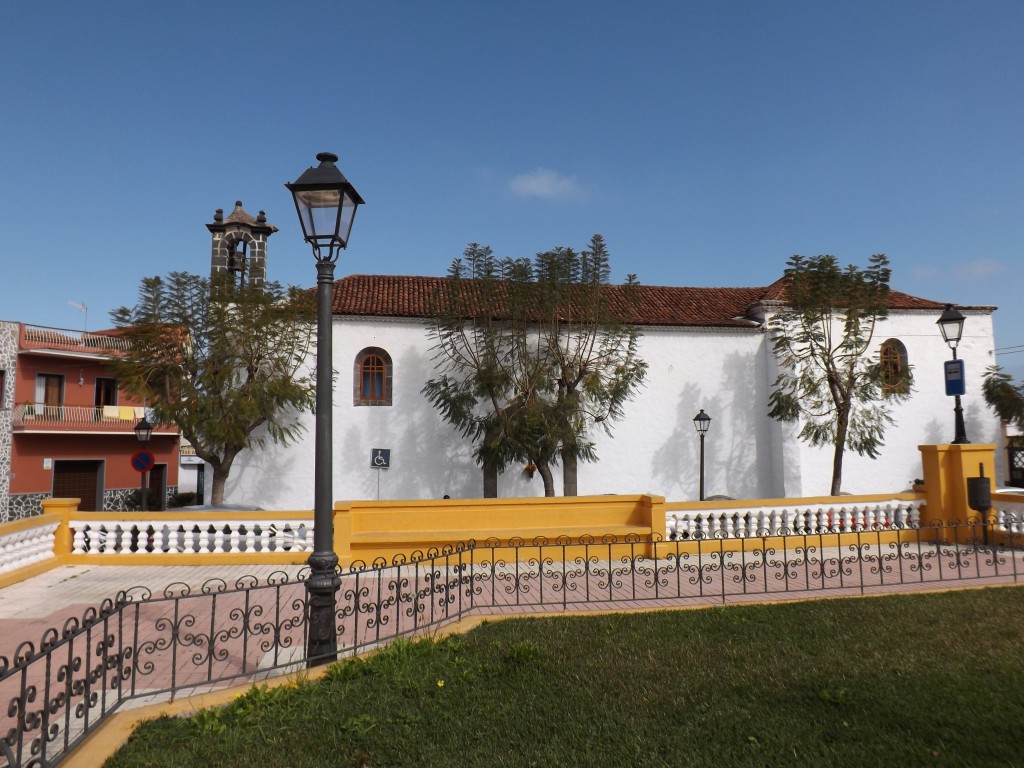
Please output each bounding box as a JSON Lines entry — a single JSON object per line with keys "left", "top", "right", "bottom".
{"left": 2, "top": 2, "right": 1022, "bottom": 374}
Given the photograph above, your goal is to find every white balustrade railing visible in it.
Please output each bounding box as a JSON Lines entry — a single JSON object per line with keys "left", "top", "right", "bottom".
{"left": 4, "top": 496, "right": 1021, "bottom": 574}
{"left": 13, "top": 404, "right": 150, "bottom": 427}
{"left": 667, "top": 499, "right": 923, "bottom": 540}
{"left": 993, "top": 499, "right": 1024, "bottom": 536}
{"left": 0, "top": 521, "right": 59, "bottom": 574}
{"left": 69, "top": 518, "right": 313, "bottom": 555}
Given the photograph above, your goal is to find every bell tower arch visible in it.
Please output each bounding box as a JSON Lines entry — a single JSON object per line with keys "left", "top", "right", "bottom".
{"left": 207, "top": 201, "right": 277, "bottom": 289}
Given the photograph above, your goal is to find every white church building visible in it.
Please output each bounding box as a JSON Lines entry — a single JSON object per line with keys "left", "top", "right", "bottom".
{"left": 223, "top": 271, "right": 999, "bottom": 509}
{"left": 206, "top": 202, "right": 1000, "bottom": 509}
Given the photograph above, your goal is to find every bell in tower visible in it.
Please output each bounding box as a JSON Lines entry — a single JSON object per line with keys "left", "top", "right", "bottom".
{"left": 207, "top": 201, "right": 277, "bottom": 289}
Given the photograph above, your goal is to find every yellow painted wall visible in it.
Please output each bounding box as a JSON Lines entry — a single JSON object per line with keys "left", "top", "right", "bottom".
{"left": 333, "top": 494, "right": 666, "bottom": 563}
{"left": 918, "top": 444, "right": 997, "bottom": 530}
{"left": 1, "top": 445, "right": 1011, "bottom": 586}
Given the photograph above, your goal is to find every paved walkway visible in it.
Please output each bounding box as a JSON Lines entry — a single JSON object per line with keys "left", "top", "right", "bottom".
{"left": 3, "top": 550, "right": 1021, "bottom": 666}
{"left": 1, "top": 557, "right": 1022, "bottom": 767}
{"left": 0, "top": 564, "right": 305, "bottom": 667}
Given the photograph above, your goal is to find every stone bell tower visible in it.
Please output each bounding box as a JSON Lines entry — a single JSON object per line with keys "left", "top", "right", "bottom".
{"left": 206, "top": 201, "right": 277, "bottom": 289}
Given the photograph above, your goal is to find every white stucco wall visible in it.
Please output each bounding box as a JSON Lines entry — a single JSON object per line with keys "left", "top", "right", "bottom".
{"left": 224, "top": 308, "right": 1002, "bottom": 509}
{"left": 574, "top": 326, "right": 774, "bottom": 500}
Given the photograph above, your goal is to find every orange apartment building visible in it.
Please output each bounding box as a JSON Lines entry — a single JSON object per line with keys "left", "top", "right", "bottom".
{"left": 0, "top": 321, "right": 179, "bottom": 521}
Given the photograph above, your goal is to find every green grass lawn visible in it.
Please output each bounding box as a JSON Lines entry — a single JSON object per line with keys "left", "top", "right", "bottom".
{"left": 106, "top": 587, "right": 1024, "bottom": 767}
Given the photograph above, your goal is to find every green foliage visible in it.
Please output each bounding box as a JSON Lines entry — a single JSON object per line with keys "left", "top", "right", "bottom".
{"left": 128, "top": 487, "right": 160, "bottom": 511}
{"left": 108, "top": 587, "right": 1024, "bottom": 768}
{"left": 168, "top": 491, "right": 197, "bottom": 508}
{"left": 422, "top": 236, "right": 647, "bottom": 496}
{"left": 768, "top": 254, "right": 912, "bottom": 495}
{"left": 982, "top": 365, "right": 1024, "bottom": 430}
{"left": 501, "top": 639, "right": 541, "bottom": 667}
{"left": 108, "top": 272, "right": 316, "bottom": 504}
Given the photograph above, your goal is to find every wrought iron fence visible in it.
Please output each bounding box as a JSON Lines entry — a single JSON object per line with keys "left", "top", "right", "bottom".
{"left": 3, "top": 517, "right": 1023, "bottom": 767}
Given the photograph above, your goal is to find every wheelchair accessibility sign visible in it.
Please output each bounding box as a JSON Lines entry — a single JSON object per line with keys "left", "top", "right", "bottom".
{"left": 370, "top": 449, "right": 391, "bottom": 468}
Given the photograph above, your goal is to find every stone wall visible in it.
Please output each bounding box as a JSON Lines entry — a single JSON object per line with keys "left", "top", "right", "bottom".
{"left": 0, "top": 322, "right": 18, "bottom": 521}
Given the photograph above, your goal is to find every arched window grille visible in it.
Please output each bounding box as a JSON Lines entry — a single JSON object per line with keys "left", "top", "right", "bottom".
{"left": 354, "top": 348, "right": 393, "bottom": 406}
{"left": 879, "top": 339, "right": 910, "bottom": 394}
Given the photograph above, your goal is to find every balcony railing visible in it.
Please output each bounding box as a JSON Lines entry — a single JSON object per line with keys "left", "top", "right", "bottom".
{"left": 20, "top": 323, "right": 135, "bottom": 354}
{"left": 12, "top": 404, "right": 165, "bottom": 431}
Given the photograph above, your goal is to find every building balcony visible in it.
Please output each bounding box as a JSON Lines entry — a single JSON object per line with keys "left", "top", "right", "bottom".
{"left": 12, "top": 404, "right": 176, "bottom": 435}
{"left": 19, "top": 323, "right": 135, "bottom": 357}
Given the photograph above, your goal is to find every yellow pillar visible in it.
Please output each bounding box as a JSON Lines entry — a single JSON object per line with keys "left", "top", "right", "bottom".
{"left": 638, "top": 494, "right": 666, "bottom": 558}
{"left": 918, "top": 444, "right": 997, "bottom": 525}
{"left": 332, "top": 500, "right": 353, "bottom": 566}
{"left": 41, "top": 497, "right": 80, "bottom": 556}
{"left": 639, "top": 494, "right": 667, "bottom": 536}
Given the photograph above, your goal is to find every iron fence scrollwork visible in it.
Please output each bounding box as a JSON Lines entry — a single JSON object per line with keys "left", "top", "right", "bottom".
{"left": 3, "top": 517, "right": 1024, "bottom": 767}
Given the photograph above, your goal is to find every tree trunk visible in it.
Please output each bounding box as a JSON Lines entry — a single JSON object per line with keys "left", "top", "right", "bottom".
{"left": 537, "top": 462, "right": 556, "bottom": 497}
{"left": 210, "top": 469, "right": 227, "bottom": 506}
{"left": 562, "top": 453, "right": 578, "bottom": 497}
{"left": 830, "top": 444, "right": 845, "bottom": 496}
{"left": 831, "top": 408, "right": 850, "bottom": 496}
{"left": 207, "top": 450, "right": 237, "bottom": 506}
{"left": 483, "top": 460, "right": 498, "bottom": 498}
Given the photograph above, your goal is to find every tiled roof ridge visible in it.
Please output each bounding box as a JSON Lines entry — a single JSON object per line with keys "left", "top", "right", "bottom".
{"left": 329, "top": 273, "right": 988, "bottom": 326}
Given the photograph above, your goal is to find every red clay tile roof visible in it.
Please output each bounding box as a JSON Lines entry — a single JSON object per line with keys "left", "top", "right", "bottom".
{"left": 330, "top": 274, "right": 985, "bottom": 328}
{"left": 760, "top": 275, "right": 963, "bottom": 311}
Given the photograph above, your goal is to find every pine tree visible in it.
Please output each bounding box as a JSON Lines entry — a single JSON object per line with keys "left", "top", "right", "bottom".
{"left": 109, "top": 272, "right": 316, "bottom": 505}
{"left": 423, "top": 237, "right": 646, "bottom": 497}
{"left": 767, "top": 254, "right": 912, "bottom": 495}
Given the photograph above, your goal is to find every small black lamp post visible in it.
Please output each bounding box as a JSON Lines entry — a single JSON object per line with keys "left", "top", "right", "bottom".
{"left": 134, "top": 416, "right": 153, "bottom": 512}
{"left": 286, "top": 152, "right": 364, "bottom": 667}
{"left": 693, "top": 409, "right": 711, "bottom": 501}
{"left": 937, "top": 303, "right": 969, "bottom": 445}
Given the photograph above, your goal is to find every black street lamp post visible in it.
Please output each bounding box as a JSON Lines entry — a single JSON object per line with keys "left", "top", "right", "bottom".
{"left": 693, "top": 409, "right": 711, "bottom": 501}
{"left": 286, "top": 152, "right": 364, "bottom": 667}
{"left": 134, "top": 416, "right": 153, "bottom": 512}
{"left": 937, "top": 303, "right": 969, "bottom": 445}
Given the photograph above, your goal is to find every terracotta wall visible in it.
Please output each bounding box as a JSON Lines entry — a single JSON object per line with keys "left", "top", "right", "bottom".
{"left": 12, "top": 356, "right": 146, "bottom": 409}
{"left": 11, "top": 434, "right": 179, "bottom": 494}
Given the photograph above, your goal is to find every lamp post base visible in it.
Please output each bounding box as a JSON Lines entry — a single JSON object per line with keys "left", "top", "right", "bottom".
{"left": 306, "top": 550, "right": 340, "bottom": 667}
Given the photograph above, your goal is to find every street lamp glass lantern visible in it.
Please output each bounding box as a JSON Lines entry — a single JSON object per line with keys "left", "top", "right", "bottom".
{"left": 286, "top": 152, "right": 364, "bottom": 262}
{"left": 134, "top": 416, "right": 153, "bottom": 445}
{"left": 937, "top": 303, "right": 966, "bottom": 348}
{"left": 693, "top": 409, "right": 711, "bottom": 436}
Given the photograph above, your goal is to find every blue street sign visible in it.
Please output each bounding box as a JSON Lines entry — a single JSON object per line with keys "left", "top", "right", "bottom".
{"left": 944, "top": 359, "right": 966, "bottom": 397}
{"left": 371, "top": 449, "right": 391, "bottom": 468}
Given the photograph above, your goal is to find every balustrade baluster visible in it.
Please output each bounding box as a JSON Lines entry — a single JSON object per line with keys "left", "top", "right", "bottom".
{"left": 867, "top": 506, "right": 879, "bottom": 529}
{"left": 72, "top": 526, "right": 87, "bottom": 554}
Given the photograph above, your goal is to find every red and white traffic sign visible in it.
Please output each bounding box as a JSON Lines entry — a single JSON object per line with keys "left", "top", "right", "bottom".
{"left": 130, "top": 449, "right": 156, "bottom": 473}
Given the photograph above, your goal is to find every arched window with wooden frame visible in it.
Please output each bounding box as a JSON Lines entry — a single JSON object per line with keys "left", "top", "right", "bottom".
{"left": 879, "top": 338, "right": 910, "bottom": 395}
{"left": 354, "top": 347, "right": 393, "bottom": 406}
